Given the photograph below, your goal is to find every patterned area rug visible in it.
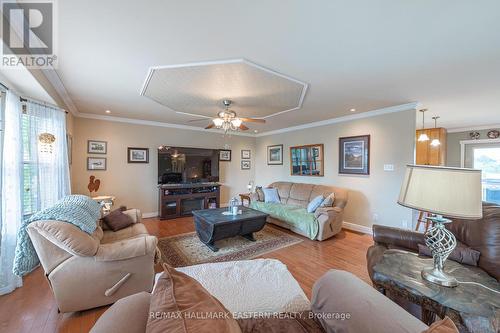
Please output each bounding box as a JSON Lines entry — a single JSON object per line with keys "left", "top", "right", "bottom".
{"left": 158, "top": 225, "right": 303, "bottom": 267}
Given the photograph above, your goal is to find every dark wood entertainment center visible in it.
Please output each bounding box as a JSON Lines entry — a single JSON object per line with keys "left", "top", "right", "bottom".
{"left": 158, "top": 183, "right": 221, "bottom": 220}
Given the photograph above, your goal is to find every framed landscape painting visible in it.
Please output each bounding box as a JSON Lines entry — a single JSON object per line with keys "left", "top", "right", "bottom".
{"left": 339, "top": 135, "right": 370, "bottom": 175}
{"left": 267, "top": 144, "right": 283, "bottom": 165}
{"left": 88, "top": 140, "right": 107, "bottom": 154}
{"left": 128, "top": 147, "right": 149, "bottom": 163}
{"left": 87, "top": 157, "right": 106, "bottom": 171}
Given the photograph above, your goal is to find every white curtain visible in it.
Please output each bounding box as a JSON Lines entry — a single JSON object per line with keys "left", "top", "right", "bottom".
{"left": 23, "top": 101, "right": 70, "bottom": 212}
{"left": 0, "top": 90, "right": 23, "bottom": 295}
{"left": 0, "top": 94, "right": 70, "bottom": 295}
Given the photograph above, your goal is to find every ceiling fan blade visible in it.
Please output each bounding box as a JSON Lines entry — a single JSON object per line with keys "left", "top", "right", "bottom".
{"left": 239, "top": 124, "right": 249, "bottom": 131}
{"left": 188, "top": 118, "right": 210, "bottom": 123}
{"left": 239, "top": 117, "right": 266, "bottom": 123}
{"left": 205, "top": 123, "right": 215, "bottom": 129}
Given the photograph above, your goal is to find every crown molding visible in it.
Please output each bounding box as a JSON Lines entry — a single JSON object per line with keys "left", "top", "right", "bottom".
{"left": 255, "top": 102, "right": 419, "bottom": 137}
{"left": 75, "top": 102, "right": 419, "bottom": 138}
{"left": 447, "top": 124, "right": 500, "bottom": 133}
{"left": 75, "top": 112, "right": 256, "bottom": 137}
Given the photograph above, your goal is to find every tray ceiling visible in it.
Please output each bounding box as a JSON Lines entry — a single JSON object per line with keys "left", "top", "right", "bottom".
{"left": 140, "top": 59, "right": 307, "bottom": 119}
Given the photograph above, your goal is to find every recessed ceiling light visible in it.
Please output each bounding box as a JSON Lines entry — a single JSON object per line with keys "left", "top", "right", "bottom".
{"left": 349, "top": 108, "right": 356, "bottom": 112}
{"left": 254, "top": 130, "right": 258, "bottom": 133}
{"left": 105, "top": 110, "right": 111, "bottom": 114}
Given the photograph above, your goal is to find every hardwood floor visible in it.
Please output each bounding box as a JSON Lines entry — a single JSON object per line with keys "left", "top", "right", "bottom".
{"left": 0, "top": 217, "right": 373, "bottom": 333}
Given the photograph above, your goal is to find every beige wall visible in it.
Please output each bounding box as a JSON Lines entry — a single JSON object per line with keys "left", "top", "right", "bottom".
{"left": 71, "top": 117, "right": 256, "bottom": 215}
{"left": 446, "top": 128, "right": 500, "bottom": 167}
{"left": 254, "top": 109, "right": 416, "bottom": 229}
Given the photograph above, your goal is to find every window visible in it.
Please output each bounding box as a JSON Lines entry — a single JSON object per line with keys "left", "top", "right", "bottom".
{"left": 473, "top": 147, "right": 500, "bottom": 204}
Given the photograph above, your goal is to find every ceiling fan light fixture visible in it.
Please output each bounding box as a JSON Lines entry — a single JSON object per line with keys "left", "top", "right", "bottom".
{"left": 212, "top": 118, "right": 224, "bottom": 127}
{"left": 231, "top": 118, "right": 242, "bottom": 127}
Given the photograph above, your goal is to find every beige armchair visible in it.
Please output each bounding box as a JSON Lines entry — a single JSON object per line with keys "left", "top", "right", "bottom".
{"left": 27, "top": 209, "right": 158, "bottom": 313}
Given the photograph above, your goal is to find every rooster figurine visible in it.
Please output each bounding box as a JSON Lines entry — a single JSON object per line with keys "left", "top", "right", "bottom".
{"left": 87, "top": 175, "right": 101, "bottom": 196}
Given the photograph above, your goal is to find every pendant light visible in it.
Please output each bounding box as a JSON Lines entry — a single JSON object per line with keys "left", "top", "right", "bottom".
{"left": 430, "top": 116, "right": 441, "bottom": 147}
{"left": 418, "top": 109, "right": 429, "bottom": 142}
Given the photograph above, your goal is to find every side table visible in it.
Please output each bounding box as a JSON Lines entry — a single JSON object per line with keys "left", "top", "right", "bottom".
{"left": 372, "top": 250, "right": 499, "bottom": 333}
{"left": 92, "top": 195, "right": 116, "bottom": 216}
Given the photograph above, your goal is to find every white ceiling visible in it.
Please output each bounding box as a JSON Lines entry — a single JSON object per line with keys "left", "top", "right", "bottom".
{"left": 53, "top": 0, "right": 500, "bottom": 132}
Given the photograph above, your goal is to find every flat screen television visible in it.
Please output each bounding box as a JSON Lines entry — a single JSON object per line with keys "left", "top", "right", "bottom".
{"left": 158, "top": 147, "right": 219, "bottom": 184}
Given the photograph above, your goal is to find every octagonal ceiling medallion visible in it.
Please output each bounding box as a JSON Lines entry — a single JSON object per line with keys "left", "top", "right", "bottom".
{"left": 140, "top": 59, "right": 308, "bottom": 119}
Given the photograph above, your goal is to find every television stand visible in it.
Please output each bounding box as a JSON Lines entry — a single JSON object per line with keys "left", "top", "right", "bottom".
{"left": 158, "top": 183, "right": 221, "bottom": 220}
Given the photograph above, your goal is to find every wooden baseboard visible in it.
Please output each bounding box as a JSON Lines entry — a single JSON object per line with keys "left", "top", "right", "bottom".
{"left": 342, "top": 221, "right": 372, "bottom": 235}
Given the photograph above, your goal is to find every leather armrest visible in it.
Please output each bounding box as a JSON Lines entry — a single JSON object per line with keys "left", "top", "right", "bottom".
{"left": 372, "top": 225, "right": 425, "bottom": 252}
{"left": 95, "top": 235, "right": 157, "bottom": 261}
{"left": 123, "top": 209, "right": 142, "bottom": 223}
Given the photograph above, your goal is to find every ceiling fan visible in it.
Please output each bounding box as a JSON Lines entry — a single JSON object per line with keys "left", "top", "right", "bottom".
{"left": 188, "top": 100, "right": 265, "bottom": 133}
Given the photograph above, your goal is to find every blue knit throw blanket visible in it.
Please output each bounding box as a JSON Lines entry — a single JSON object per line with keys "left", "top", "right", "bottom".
{"left": 13, "top": 195, "right": 101, "bottom": 276}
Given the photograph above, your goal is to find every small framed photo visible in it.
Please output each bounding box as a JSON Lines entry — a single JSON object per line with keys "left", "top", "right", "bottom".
{"left": 87, "top": 157, "right": 106, "bottom": 171}
{"left": 339, "top": 135, "right": 370, "bottom": 175}
{"left": 267, "top": 144, "right": 283, "bottom": 165}
{"left": 88, "top": 140, "right": 107, "bottom": 154}
{"left": 128, "top": 147, "right": 149, "bottom": 163}
{"left": 219, "top": 149, "right": 231, "bottom": 161}
{"left": 241, "top": 150, "right": 251, "bottom": 159}
{"left": 241, "top": 160, "right": 251, "bottom": 170}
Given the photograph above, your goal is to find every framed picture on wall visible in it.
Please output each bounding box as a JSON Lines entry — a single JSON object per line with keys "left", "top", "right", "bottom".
{"left": 88, "top": 140, "right": 107, "bottom": 154}
{"left": 241, "top": 160, "right": 251, "bottom": 170}
{"left": 290, "top": 144, "right": 324, "bottom": 176}
{"left": 219, "top": 150, "right": 231, "bottom": 161}
{"left": 267, "top": 144, "right": 283, "bottom": 165}
{"left": 241, "top": 150, "right": 251, "bottom": 159}
{"left": 128, "top": 147, "right": 149, "bottom": 163}
{"left": 339, "top": 135, "right": 370, "bottom": 175}
{"left": 87, "top": 157, "right": 107, "bottom": 171}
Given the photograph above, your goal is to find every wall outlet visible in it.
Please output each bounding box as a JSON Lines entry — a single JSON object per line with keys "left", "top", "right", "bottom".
{"left": 383, "top": 164, "right": 395, "bottom": 171}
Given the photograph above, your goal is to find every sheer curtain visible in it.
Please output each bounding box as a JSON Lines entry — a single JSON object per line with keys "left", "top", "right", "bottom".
{"left": 23, "top": 101, "right": 70, "bottom": 212}
{"left": 0, "top": 90, "right": 23, "bottom": 295}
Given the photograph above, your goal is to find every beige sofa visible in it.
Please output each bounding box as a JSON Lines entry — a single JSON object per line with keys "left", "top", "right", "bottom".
{"left": 27, "top": 209, "right": 159, "bottom": 313}
{"left": 251, "top": 182, "right": 348, "bottom": 241}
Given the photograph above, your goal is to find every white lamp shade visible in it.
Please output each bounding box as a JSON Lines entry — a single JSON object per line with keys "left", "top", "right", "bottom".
{"left": 398, "top": 165, "right": 483, "bottom": 219}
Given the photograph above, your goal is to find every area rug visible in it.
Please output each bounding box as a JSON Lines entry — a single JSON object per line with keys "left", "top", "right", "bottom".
{"left": 158, "top": 225, "right": 303, "bottom": 267}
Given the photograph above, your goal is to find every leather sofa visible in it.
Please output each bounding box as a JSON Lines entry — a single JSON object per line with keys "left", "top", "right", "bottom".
{"left": 250, "top": 182, "right": 348, "bottom": 241}
{"left": 27, "top": 208, "right": 159, "bottom": 313}
{"left": 367, "top": 202, "right": 500, "bottom": 317}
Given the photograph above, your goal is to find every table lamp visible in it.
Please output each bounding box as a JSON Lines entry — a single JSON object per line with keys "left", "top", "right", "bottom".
{"left": 397, "top": 165, "right": 482, "bottom": 287}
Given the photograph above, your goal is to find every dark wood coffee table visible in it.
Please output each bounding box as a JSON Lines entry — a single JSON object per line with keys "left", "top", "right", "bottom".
{"left": 192, "top": 206, "right": 269, "bottom": 252}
